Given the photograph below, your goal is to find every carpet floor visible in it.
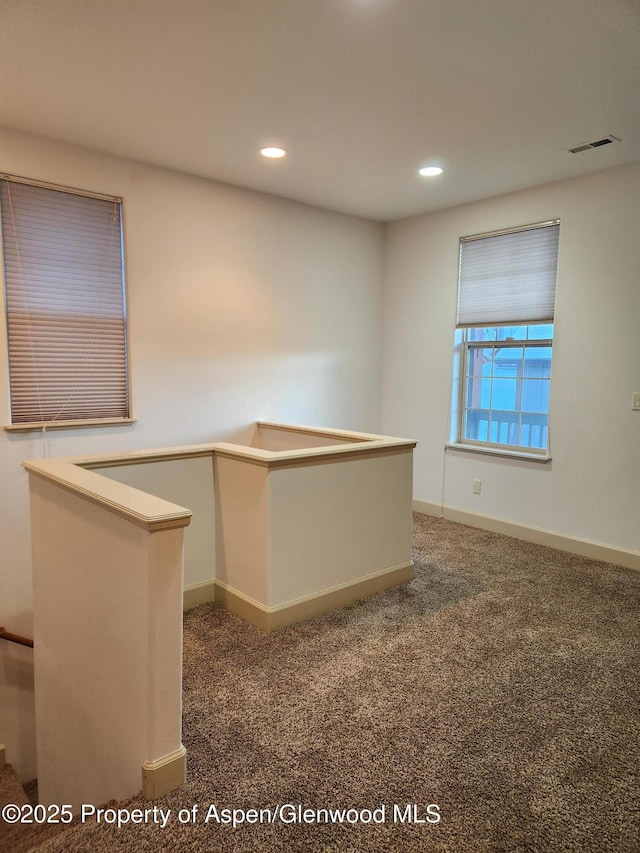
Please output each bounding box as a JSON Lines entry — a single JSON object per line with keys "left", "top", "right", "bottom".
{"left": 34, "top": 513, "right": 640, "bottom": 852}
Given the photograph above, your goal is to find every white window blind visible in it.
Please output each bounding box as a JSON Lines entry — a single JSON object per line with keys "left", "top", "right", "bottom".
{"left": 457, "top": 221, "right": 560, "bottom": 327}
{"left": 1, "top": 177, "right": 129, "bottom": 426}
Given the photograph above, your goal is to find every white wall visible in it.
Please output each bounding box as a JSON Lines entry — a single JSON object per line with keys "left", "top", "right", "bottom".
{"left": 98, "top": 457, "right": 216, "bottom": 590}
{"left": 268, "top": 452, "right": 414, "bottom": 607}
{"left": 0, "top": 127, "right": 385, "bottom": 781}
{"left": 381, "top": 162, "right": 640, "bottom": 554}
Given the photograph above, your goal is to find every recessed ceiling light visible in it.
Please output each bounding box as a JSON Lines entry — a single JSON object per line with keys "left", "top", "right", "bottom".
{"left": 418, "top": 166, "right": 443, "bottom": 177}
{"left": 260, "top": 147, "right": 287, "bottom": 159}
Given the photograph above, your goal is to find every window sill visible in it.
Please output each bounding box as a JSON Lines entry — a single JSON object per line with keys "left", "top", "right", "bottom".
{"left": 446, "top": 443, "right": 551, "bottom": 463}
{"left": 4, "top": 417, "right": 136, "bottom": 433}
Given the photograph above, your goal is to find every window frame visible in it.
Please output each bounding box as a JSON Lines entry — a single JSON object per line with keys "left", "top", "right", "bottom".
{"left": 450, "top": 220, "right": 559, "bottom": 462}
{"left": 456, "top": 325, "right": 553, "bottom": 458}
{"left": 0, "top": 173, "right": 134, "bottom": 432}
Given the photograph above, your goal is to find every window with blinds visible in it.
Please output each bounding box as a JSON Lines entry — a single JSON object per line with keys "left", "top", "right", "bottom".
{"left": 1, "top": 176, "right": 130, "bottom": 429}
{"left": 457, "top": 221, "right": 559, "bottom": 328}
{"left": 453, "top": 221, "right": 560, "bottom": 457}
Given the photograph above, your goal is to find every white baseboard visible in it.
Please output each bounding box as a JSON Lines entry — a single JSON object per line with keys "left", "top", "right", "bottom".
{"left": 412, "top": 499, "right": 444, "bottom": 518}
{"left": 413, "top": 498, "right": 640, "bottom": 572}
{"left": 183, "top": 580, "right": 216, "bottom": 611}
{"left": 142, "top": 745, "right": 186, "bottom": 801}
{"left": 214, "top": 562, "right": 414, "bottom": 631}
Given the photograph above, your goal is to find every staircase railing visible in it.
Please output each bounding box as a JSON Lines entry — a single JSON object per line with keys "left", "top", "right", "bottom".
{"left": 0, "top": 627, "right": 34, "bottom": 648}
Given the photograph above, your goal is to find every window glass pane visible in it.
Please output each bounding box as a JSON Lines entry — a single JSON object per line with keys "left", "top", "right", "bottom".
{"left": 491, "top": 378, "right": 518, "bottom": 411}
{"left": 467, "top": 347, "right": 493, "bottom": 376}
{"left": 490, "top": 412, "right": 520, "bottom": 445}
{"left": 522, "top": 379, "right": 550, "bottom": 413}
{"left": 466, "top": 376, "right": 491, "bottom": 408}
{"left": 457, "top": 321, "right": 554, "bottom": 453}
{"left": 523, "top": 346, "right": 552, "bottom": 379}
{"left": 497, "top": 325, "right": 527, "bottom": 341}
{"left": 464, "top": 408, "right": 490, "bottom": 442}
{"left": 528, "top": 324, "right": 554, "bottom": 340}
{"left": 494, "top": 348, "right": 523, "bottom": 377}
{"left": 520, "top": 413, "right": 548, "bottom": 448}
{"left": 468, "top": 327, "right": 496, "bottom": 342}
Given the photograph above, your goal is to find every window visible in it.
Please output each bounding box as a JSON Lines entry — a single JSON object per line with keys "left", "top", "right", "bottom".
{"left": 452, "top": 221, "right": 559, "bottom": 457}
{"left": 1, "top": 175, "right": 130, "bottom": 430}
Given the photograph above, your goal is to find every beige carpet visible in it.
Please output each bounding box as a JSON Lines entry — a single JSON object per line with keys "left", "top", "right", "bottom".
{"left": 0, "top": 764, "right": 73, "bottom": 852}
{"left": 25, "top": 514, "right": 640, "bottom": 851}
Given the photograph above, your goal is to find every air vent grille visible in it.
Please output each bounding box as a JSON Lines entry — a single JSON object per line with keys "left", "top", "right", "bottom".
{"left": 569, "top": 135, "right": 621, "bottom": 154}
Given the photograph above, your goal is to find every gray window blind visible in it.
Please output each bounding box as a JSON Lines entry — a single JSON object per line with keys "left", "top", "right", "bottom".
{"left": 1, "top": 177, "right": 129, "bottom": 425}
{"left": 457, "top": 221, "right": 560, "bottom": 327}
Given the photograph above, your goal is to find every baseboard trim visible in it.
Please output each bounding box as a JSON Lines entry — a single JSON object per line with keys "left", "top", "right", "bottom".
{"left": 183, "top": 580, "right": 216, "bottom": 611}
{"left": 413, "top": 499, "right": 640, "bottom": 572}
{"left": 142, "top": 745, "right": 186, "bottom": 800}
{"left": 213, "top": 583, "right": 270, "bottom": 630}
{"left": 215, "top": 561, "right": 414, "bottom": 631}
{"left": 412, "top": 499, "right": 444, "bottom": 518}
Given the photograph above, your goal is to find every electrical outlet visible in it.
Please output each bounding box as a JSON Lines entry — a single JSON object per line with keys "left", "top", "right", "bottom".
{"left": 633, "top": 392, "right": 640, "bottom": 411}
{"left": 473, "top": 479, "right": 482, "bottom": 495}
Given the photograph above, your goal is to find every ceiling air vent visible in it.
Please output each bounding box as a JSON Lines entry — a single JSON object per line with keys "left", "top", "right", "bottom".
{"left": 568, "top": 135, "right": 621, "bottom": 154}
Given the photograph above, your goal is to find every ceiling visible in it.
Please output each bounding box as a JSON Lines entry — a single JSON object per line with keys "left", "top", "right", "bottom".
{"left": 0, "top": 0, "right": 638, "bottom": 221}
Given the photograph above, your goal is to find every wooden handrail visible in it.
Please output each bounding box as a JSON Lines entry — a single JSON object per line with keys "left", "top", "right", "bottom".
{"left": 0, "top": 627, "right": 33, "bottom": 648}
